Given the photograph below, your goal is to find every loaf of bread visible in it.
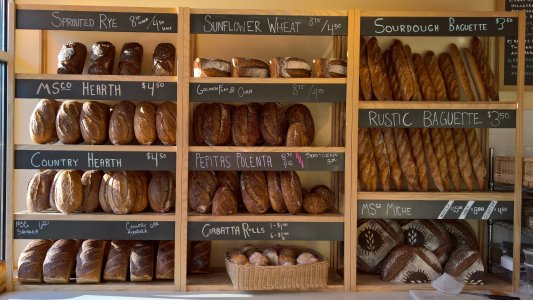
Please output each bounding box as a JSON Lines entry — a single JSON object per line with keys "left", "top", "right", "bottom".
{"left": 103, "top": 240, "right": 132, "bottom": 281}
{"left": 438, "top": 53, "right": 460, "bottom": 101}
{"left": 408, "top": 128, "right": 429, "bottom": 192}
{"left": 357, "top": 219, "right": 404, "bottom": 274}
{"left": 88, "top": 41, "right": 115, "bottom": 75}
{"left": 393, "top": 128, "right": 420, "bottom": 191}
{"left": 465, "top": 128, "right": 487, "bottom": 190}
{"left": 400, "top": 219, "right": 452, "bottom": 264}
{"left": 313, "top": 58, "right": 347, "bottom": 78}
{"left": 109, "top": 101, "right": 135, "bottom": 145}
{"left": 80, "top": 101, "right": 109, "bottom": 145}
{"left": 380, "top": 245, "right": 442, "bottom": 283}
{"left": 260, "top": 103, "right": 286, "bottom": 146}
{"left": 51, "top": 170, "right": 83, "bottom": 214}
{"left": 266, "top": 171, "right": 286, "bottom": 213}
{"left": 232, "top": 104, "right": 261, "bottom": 146}
{"left": 359, "top": 37, "right": 373, "bottom": 100}
{"left": 192, "top": 103, "right": 208, "bottom": 145}
{"left": 441, "top": 128, "right": 461, "bottom": 191}
{"left": 130, "top": 241, "right": 155, "bottom": 281}
{"left": 412, "top": 53, "right": 436, "bottom": 101}
{"left": 231, "top": 57, "right": 269, "bottom": 77}
{"left": 424, "top": 51, "right": 447, "bottom": 101}
{"left": 358, "top": 128, "right": 378, "bottom": 191}
{"left": 285, "top": 123, "right": 309, "bottom": 147}
{"left": 471, "top": 37, "right": 498, "bottom": 101}
{"left": 57, "top": 42, "right": 87, "bottom": 74}
{"left": 152, "top": 43, "right": 175, "bottom": 76}
{"left": 193, "top": 58, "right": 231, "bottom": 77}
{"left": 105, "top": 171, "right": 135, "bottom": 214}
{"left": 449, "top": 44, "right": 475, "bottom": 101}
{"left": 453, "top": 128, "right": 475, "bottom": 191}
{"left": 403, "top": 45, "right": 423, "bottom": 101}
{"left": 270, "top": 57, "right": 311, "bottom": 78}
{"left": 212, "top": 186, "right": 238, "bottom": 215}
{"left": 18, "top": 239, "right": 54, "bottom": 283}
{"left": 117, "top": 42, "right": 143, "bottom": 75}
{"left": 380, "top": 128, "right": 402, "bottom": 190}
{"left": 76, "top": 240, "right": 107, "bottom": 283}
{"left": 202, "top": 103, "right": 231, "bottom": 146}
{"left": 383, "top": 49, "right": 402, "bottom": 100}
{"left": 285, "top": 104, "right": 315, "bottom": 144}
{"left": 303, "top": 192, "right": 328, "bottom": 214}
{"left": 442, "top": 220, "right": 478, "bottom": 256}
{"left": 156, "top": 241, "right": 174, "bottom": 279}
{"left": 134, "top": 101, "right": 157, "bottom": 145}
{"left": 156, "top": 102, "right": 177, "bottom": 145}
{"left": 131, "top": 171, "right": 149, "bottom": 214}
{"left": 98, "top": 173, "right": 113, "bottom": 213}
{"left": 419, "top": 128, "right": 445, "bottom": 192}
{"left": 391, "top": 40, "right": 414, "bottom": 101}
{"left": 80, "top": 170, "right": 103, "bottom": 213}
{"left": 43, "top": 240, "right": 79, "bottom": 283}
{"left": 311, "top": 185, "right": 335, "bottom": 212}
{"left": 189, "top": 171, "right": 217, "bottom": 213}
{"left": 462, "top": 48, "right": 488, "bottom": 101}
{"left": 281, "top": 171, "right": 302, "bottom": 214}
{"left": 56, "top": 100, "right": 82, "bottom": 144}
{"left": 147, "top": 171, "right": 175, "bottom": 213}
{"left": 216, "top": 171, "right": 241, "bottom": 202}
{"left": 30, "top": 99, "right": 60, "bottom": 144}
{"left": 444, "top": 250, "right": 484, "bottom": 284}
{"left": 241, "top": 171, "right": 270, "bottom": 214}
{"left": 190, "top": 241, "right": 211, "bottom": 273}
{"left": 370, "top": 128, "right": 391, "bottom": 191}
{"left": 366, "top": 37, "right": 392, "bottom": 100}
{"left": 430, "top": 128, "right": 451, "bottom": 191}
{"left": 26, "top": 170, "right": 56, "bottom": 212}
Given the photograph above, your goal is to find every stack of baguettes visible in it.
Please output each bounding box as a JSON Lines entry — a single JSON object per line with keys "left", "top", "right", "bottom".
{"left": 17, "top": 239, "right": 174, "bottom": 284}
{"left": 358, "top": 36, "right": 493, "bottom": 192}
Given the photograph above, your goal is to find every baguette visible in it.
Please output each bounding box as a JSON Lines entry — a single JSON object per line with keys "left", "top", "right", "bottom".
{"left": 383, "top": 50, "right": 402, "bottom": 100}
{"left": 403, "top": 45, "right": 423, "bottom": 101}
{"left": 465, "top": 128, "right": 487, "bottom": 190}
{"left": 382, "top": 128, "right": 403, "bottom": 191}
{"left": 441, "top": 128, "right": 462, "bottom": 191}
{"left": 359, "top": 37, "right": 373, "bottom": 100}
{"left": 424, "top": 51, "right": 447, "bottom": 101}
{"left": 420, "top": 128, "right": 445, "bottom": 192}
{"left": 408, "top": 128, "right": 429, "bottom": 191}
{"left": 358, "top": 128, "right": 378, "bottom": 191}
{"left": 430, "top": 128, "right": 451, "bottom": 191}
{"left": 449, "top": 44, "right": 476, "bottom": 101}
{"left": 369, "top": 128, "right": 391, "bottom": 191}
{"left": 452, "top": 128, "right": 475, "bottom": 191}
{"left": 393, "top": 128, "right": 421, "bottom": 191}
{"left": 471, "top": 37, "right": 499, "bottom": 101}
{"left": 366, "top": 37, "right": 393, "bottom": 100}
{"left": 412, "top": 53, "right": 437, "bottom": 101}
{"left": 438, "top": 53, "right": 460, "bottom": 101}
{"left": 462, "top": 48, "right": 488, "bottom": 101}
{"left": 391, "top": 40, "right": 414, "bottom": 101}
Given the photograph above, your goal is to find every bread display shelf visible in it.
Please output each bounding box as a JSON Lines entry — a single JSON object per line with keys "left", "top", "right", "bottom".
{"left": 358, "top": 191, "right": 515, "bottom": 201}
{"left": 190, "top": 77, "right": 346, "bottom": 103}
{"left": 14, "top": 211, "right": 175, "bottom": 221}
{"left": 15, "top": 74, "right": 177, "bottom": 101}
{"left": 188, "top": 212, "right": 344, "bottom": 222}
{"left": 186, "top": 268, "right": 343, "bottom": 291}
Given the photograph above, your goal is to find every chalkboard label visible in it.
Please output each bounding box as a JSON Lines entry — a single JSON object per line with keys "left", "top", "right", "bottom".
{"left": 191, "top": 14, "right": 347, "bottom": 35}
{"left": 358, "top": 200, "right": 513, "bottom": 219}
{"left": 188, "top": 221, "right": 343, "bottom": 240}
{"left": 16, "top": 10, "right": 177, "bottom": 32}
{"left": 359, "top": 109, "right": 516, "bottom": 128}
{"left": 15, "top": 150, "right": 175, "bottom": 171}
{"left": 14, "top": 220, "right": 174, "bottom": 240}
{"left": 503, "top": 0, "right": 533, "bottom": 85}
{"left": 189, "top": 152, "right": 344, "bottom": 171}
{"left": 361, "top": 16, "right": 518, "bottom": 36}
{"left": 16, "top": 79, "right": 177, "bottom": 101}
{"left": 190, "top": 83, "right": 345, "bottom": 102}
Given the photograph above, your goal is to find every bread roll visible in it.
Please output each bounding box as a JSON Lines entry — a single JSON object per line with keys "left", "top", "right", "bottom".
{"left": 424, "top": 51, "right": 447, "bottom": 100}
{"left": 369, "top": 128, "right": 391, "bottom": 191}
{"left": 80, "top": 101, "right": 110, "bottom": 145}
{"left": 76, "top": 240, "right": 107, "bottom": 283}
{"left": 26, "top": 170, "right": 56, "bottom": 212}
{"left": 106, "top": 171, "right": 136, "bottom": 214}
{"left": 98, "top": 173, "right": 113, "bottom": 213}
{"left": 156, "top": 241, "right": 174, "bottom": 280}
{"left": 57, "top": 42, "right": 87, "bottom": 74}
{"left": 156, "top": 102, "right": 177, "bottom": 145}
{"left": 148, "top": 171, "right": 175, "bottom": 213}
{"left": 188, "top": 171, "right": 217, "bottom": 213}
{"left": 190, "top": 241, "right": 211, "bottom": 273}
{"left": 462, "top": 48, "right": 488, "bottom": 101}
{"left": 109, "top": 101, "right": 135, "bottom": 145}
{"left": 202, "top": 103, "right": 231, "bottom": 146}
{"left": 18, "top": 239, "right": 54, "bottom": 283}
{"left": 471, "top": 37, "right": 498, "bottom": 101}
{"left": 394, "top": 128, "right": 420, "bottom": 191}
{"left": 465, "top": 128, "right": 487, "bottom": 190}
{"left": 193, "top": 103, "right": 208, "bottom": 145}
{"left": 266, "top": 171, "right": 286, "bottom": 213}
{"left": 441, "top": 128, "right": 461, "bottom": 191}
{"left": 117, "top": 42, "right": 143, "bottom": 75}
{"left": 261, "top": 248, "right": 278, "bottom": 265}
{"left": 391, "top": 40, "right": 414, "bottom": 101}
{"left": 412, "top": 53, "right": 436, "bottom": 101}
{"left": 88, "top": 41, "right": 115, "bottom": 75}
{"left": 228, "top": 250, "right": 249, "bottom": 265}
{"left": 430, "top": 128, "right": 451, "bottom": 191}
{"left": 260, "top": 103, "right": 286, "bottom": 146}
{"left": 152, "top": 43, "right": 175, "bottom": 76}
{"left": 134, "top": 101, "right": 157, "bottom": 145}
{"left": 270, "top": 57, "right": 311, "bottom": 78}
{"left": 311, "top": 185, "right": 335, "bottom": 212}
{"left": 231, "top": 57, "right": 269, "bottom": 77}
{"left": 29, "top": 99, "right": 60, "bottom": 144}
{"left": 51, "top": 170, "right": 83, "bottom": 214}
{"left": 449, "top": 44, "right": 476, "bottom": 101}
{"left": 453, "top": 128, "right": 475, "bottom": 191}
{"left": 357, "top": 219, "right": 404, "bottom": 274}
{"left": 56, "top": 100, "right": 82, "bottom": 144}
{"left": 212, "top": 186, "right": 238, "bottom": 215}
{"left": 80, "top": 170, "right": 103, "bottom": 213}
{"left": 444, "top": 250, "right": 484, "bottom": 285}
{"left": 402, "top": 45, "right": 423, "bottom": 101}
{"left": 281, "top": 171, "right": 302, "bottom": 214}
{"left": 380, "top": 245, "right": 442, "bottom": 283}
{"left": 359, "top": 37, "right": 373, "bottom": 100}
{"left": 285, "top": 104, "right": 315, "bottom": 144}
{"left": 358, "top": 128, "right": 378, "bottom": 191}
{"left": 232, "top": 104, "right": 261, "bottom": 146}
{"left": 297, "top": 252, "right": 319, "bottom": 265}
{"left": 366, "top": 37, "right": 392, "bottom": 100}
{"left": 130, "top": 241, "right": 155, "bottom": 281}
{"left": 240, "top": 171, "right": 270, "bottom": 214}
{"left": 194, "top": 58, "right": 231, "bottom": 77}
{"left": 303, "top": 192, "right": 328, "bottom": 214}
{"left": 313, "top": 58, "right": 347, "bottom": 78}
{"left": 400, "top": 219, "right": 452, "bottom": 264}
{"left": 438, "top": 53, "right": 460, "bottom": 101}
{"left": 285, "top": 123, "right": 309, "bottom": 147}
{"left": 249, "top": 252, "right": 270, "bottom": 266}
{"left": 103, "top": 241, "right": 132, "bottom": 281}
{"left": 131, "top": 171, "right": 149, "bottom": 213}
{"left": 420, "top": 128, "right": 445, "bottom": 192}
{"left": 43, "top": 240, "right": 79, "bottom": 283}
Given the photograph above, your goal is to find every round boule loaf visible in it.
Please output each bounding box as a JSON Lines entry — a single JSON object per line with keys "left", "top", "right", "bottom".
{"left": 357, "top": 219, "right": 404, "bottom": 274}
{"left": 29, "top": 99, "right": 60, "bottom": 144}
{"left": 148, "top": 171, "right": 175, "bottom": 213}
{"left": 80, "top": 101, "right": 110, "bottom": 145}
{"left": 285, "top": 104, "right": 315, "bottom": 144}
{"left": 192, "top": 103, "right": 208, "bottom": 145}
{"left": 202, "top": 103, "right": 231, "bottom": 146}
{"left": 106, "top": 171, "right": 136, "bottom": 215}
{"left": 231, "top": 104, "right": 261, "bottom": 146}
{"left": 156, "top": 102, "right": 177, "bottom": 145}
{"left": 311, "top": 185, "right": 336, "bottom": 212}
{"left": 303, "top": 192, "right": 328, "bottom": 214}
{"left": 280, "top": 171, "right": 302, "bottom": 214}
{"left": 380, "top": 245, "right": 442, "bottom": 283}
{"left": 56, "top": 100, "right": 82, "bottom": 144}
{"left": 134, "top": 102, "right": 157, "bottom": 145}
{"left": 212, "top": 186, "right": 238, "bottom": 215}
{"left": 26, "top": 170, "right": 57, "bottom": 212}
{"left": 109, "top": 101, "right": 135, "bottom": 145}
{"left": 188, "top": 171, "right": 217, "bottom": 213}
{"left": 285, "top": 123, "right": 309, "bottom": 147}
{"left": 80, "top": 170, "right": 103, "bottom": 213}
{"left": 51, "top": 170, "right": 83, "bottom": 214}
{"left": 240, "top": 171, "right": 270, "bottom": 214}
{"left": 260, "top": 103, "right": 286, "bottom": 146}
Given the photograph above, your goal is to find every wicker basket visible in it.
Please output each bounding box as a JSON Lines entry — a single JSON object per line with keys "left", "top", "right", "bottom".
{"left": 224, "top": 249, "right": 329, "bottom": 290}
{"left": 494, "top": 156, "right": 533, "bottom": 187}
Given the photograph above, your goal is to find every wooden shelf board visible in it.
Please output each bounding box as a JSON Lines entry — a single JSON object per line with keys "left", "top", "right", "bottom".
{"left": 360, "top": 11, "right": 519, "bottom": 18}
{"left": 356, "top": 273, "right": 511, "bottom": 292}
{"left": 13, "top": 280, "right": 175, "bottom": 291}
{"left": 186, "top": 268, "right": 344, "bottom": 291}
{"left": 188, "top": 212, "right": 344, "bottom": 222}
{"left": 190, "top": 77, "right": 346, "bottom": 84}
{"left": 358, "top": 101, "right": 517, "bottom": 110}
{"left": 14, "top": 211, "right": 175, "bottom": 222}
{"left": 15, "top": 73, "right": 177, "bottom": 82}
{"left": 357, "top": 192, "right": 515, "bottom": 201}
{"left": 15, "top": 144, "right": 176, "bottom": 152}
{"left": 189, "top": 146, "right": 345, "bottom": 153}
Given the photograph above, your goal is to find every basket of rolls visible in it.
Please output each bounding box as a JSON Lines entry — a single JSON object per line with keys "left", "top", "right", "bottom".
{"left": 225, "top": 244, "right": 328, "bottom": 290}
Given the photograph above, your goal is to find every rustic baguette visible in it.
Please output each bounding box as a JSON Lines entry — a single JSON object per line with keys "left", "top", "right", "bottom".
{"left": 449, "top": 44, "right": 476, "bottom": 101}
{"left": 369, "top": 128, "right": 391, "bottom": 191}
{"left": 358, "top": 128, "right": 378, "bottom": 191}
{"left": 452, "top": 128, "right": 475, "bottom": 191}
{"left": 465, "top": 128, "right": 487, "bottom": 190}
{"left": 462, "top": 48, "right": 488, "bottom": 101}
{"left": 412, "top": 53, "right": 437, "bottom": 101}
{"left": 382, "top": 128, "right": 403, "bottom": 191}
{"left": 420, "top": 128, "right": 445, "bottom": 192}
{"left": 393, "top": 128, "right": 420, "bottom": 191}
{"left": 359, "top": 37, "right": 373, "bottom": 100}
{"left": 430, "top": 128, "right": 452, "bottom": 191}
{"left": 391, "top": 40, "right": 414, "bottom": 101}
{"left": 441, "top": 128, "right": 462, "bottom": 191}
{"left": 424, "top": 51, "right": 447, "bottom": 101}
{"left": 408, "top": 128, "right": 429, "bottom": 191}
{"left": 366, "top": 37, "right": 393, "bottom": 100}
{"left": 471, "top": 37, "right": 499, "bottom": 101}
{"left": 438, "top": 53, "right": 460, "bottom": 101}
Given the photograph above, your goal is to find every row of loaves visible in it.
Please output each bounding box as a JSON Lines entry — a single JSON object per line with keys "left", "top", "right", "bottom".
{"left": 228, "top": 244, "right": 322, "bottom": 267}
{"left": 357, "top": 219, "right": 484, "bottom": 284}
{"left": 194, "top": 57, "right": 346, "bottom": 78}
{"left": 360, "top": 36, "right": 498, "bottom": 101}
{"left": 18, "top": 239, "right": 173, "bottom": 283}
{"left": 193, "top": 103, "right": 315, "bottom": 147}
{"left": 58, "top": 41, "right": 175, "bottom": 76}
{"left": 27, "top": 170, "right": 175, "bottom": 215}
{"left": 30, "top": 99, "right": 177, "bottom": 145}
{"left": 358, "top": 127, "right": 486, "bottom": 192}
{"left": 189, "top": 170, "right": 335, "bottom": 215}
